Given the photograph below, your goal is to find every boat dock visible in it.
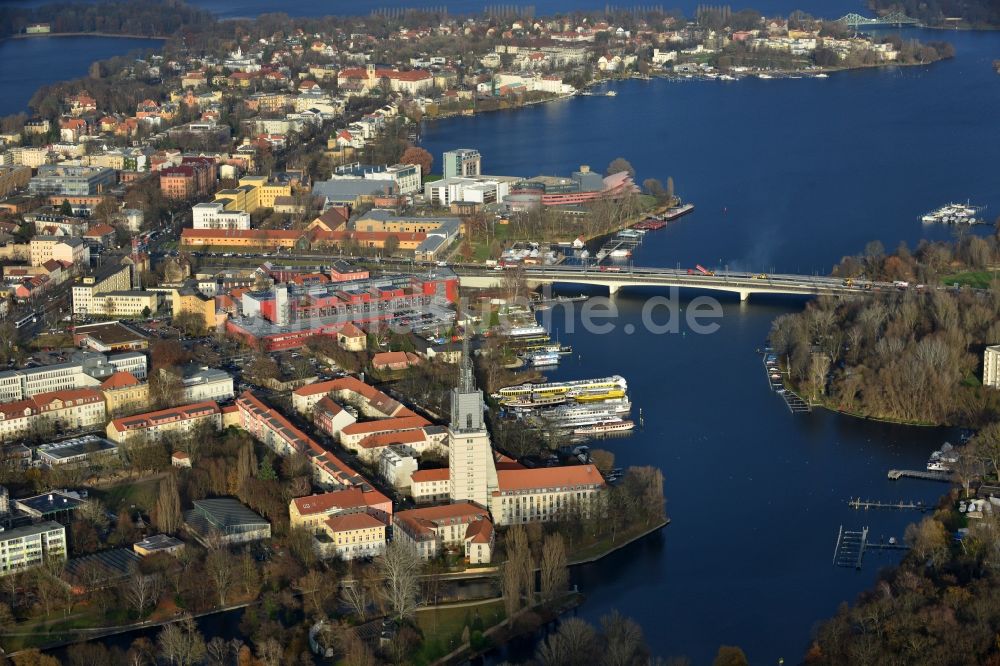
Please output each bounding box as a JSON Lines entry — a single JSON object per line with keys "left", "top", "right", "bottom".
{"left": 887, "top": 469, "right": 954, "bottom": 482}
{"left": 762, "top": 352, "right": 810, "bottom": 413}
{"left": 833, "top": 525, "right": 910, "bottom": 569}
{"left": 595, "top": 236, "right": 641, "bottom": 262}
{"left": 848, "top": 498, "right": 930, "bottom": 512}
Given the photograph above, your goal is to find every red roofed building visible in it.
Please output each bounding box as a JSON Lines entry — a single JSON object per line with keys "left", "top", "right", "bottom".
{"left": 289, "top": 487, "right": 392, "bottom": 531}
{"left": 99, "top": 371, "right": 149, "bottom": 417}
{"left": 372, "top": 351, "right": 421, "bottom": 372}
{"left": 489, "top": 465, "right": 606, "bottom": 526}
{"left": 235, "top": 390, "right": 365, "bottom": 489}
{"left": 336, "top": 65, "right": 434, "bottom": 95}
{"left": 159, "top": 158, "right": 216, "bottom": 200}
{"left": 0, "top": 388, "right": 107, "bottom": 442}
{"left": 106, "top": 401, "right": 221, "bottom": 443}
{"left": 337, "top": 415, "right": 430, "bottom": 449}
{"left": 319, "top": 512, "right": 386, "bottom": 560}
{"left": 410, "top": 467, "right": 450, "bottom": 504}
{"left": 394, "top": 502, "right": 494, "bottom": 564}
{"left": 292, "top": 376, "right": 413, "bottom": 418}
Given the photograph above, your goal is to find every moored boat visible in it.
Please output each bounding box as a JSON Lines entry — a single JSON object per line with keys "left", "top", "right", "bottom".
{"left": 573, "top": 419, "right": 635, "bottom": 436}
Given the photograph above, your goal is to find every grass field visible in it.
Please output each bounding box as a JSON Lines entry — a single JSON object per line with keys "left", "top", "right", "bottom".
{"left": 413, "top": 599, "right": 505, "bottom": 665}
{"left": 941, "top": 270, "right": 1000, "bottom": 289}
{"left": 92, "top": 475, "right": 162, "bottom": 513}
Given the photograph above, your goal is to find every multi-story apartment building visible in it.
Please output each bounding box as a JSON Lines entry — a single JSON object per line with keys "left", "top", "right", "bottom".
{"left": 72, "top": 263, "right": 133, "bottom": 315}
{"left": 410, "top": 468, "right": 451, "bottom": 503}
{"left": 106, "top": 401, "right": 221, "bottom": 443}
{"left": 488, "top": 465, "right": 606, "bottom": 526}
{"left": 28, "top": 165, "right": 116, "bottom": 197}
{"left": 235, "top": 391, "right": 362, "bottom": 489}
{"left": 0, "top": 388, "right": 107, "bottom": 442}
{"left": 0, "top": 165, "right": 31, "bottom": 198}
{"left": 288, "top": 487, "right": 392, "bottom": 533}
{"left": 191, "top": 202, "right": 250, "bottom": 230}
{"left": 176, "top": 366, "right": 234, "bottom": 403}
{"left": 393, "top": 502, "right": 494, "bottom": 565}
{"left": 0, "top": 351, "right": 146, "bottom": 403}
{"left": 317, "top": 512, "right": 386, "bottom": 560}
{"left": 984, "top": 345, "right": 1000, "bottom": 388}
{"left": 443, "top": 149, "right": 481, "bottom": 178}
{"left": 29, "top": 236, "right": 89, "bottom": 268}
{"left": 90, "top": 291, "right": 161, "bottom": 318}
{"left": 365, "top": 163, "right": 421, "bottom": 195}
{"left": 158, "top": 157, "right": 216, "bottom": 200}
{"left": 238, "top": 175, "right": 291, "bottom": 209}
{"left": 0, "top": 521, "right": 66, "bottom": 576}
{"left": 99, "top": 371, "right": 149, "bottom": 417}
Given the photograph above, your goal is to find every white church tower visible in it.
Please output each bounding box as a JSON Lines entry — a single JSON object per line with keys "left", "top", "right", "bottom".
{"left": 448, "top": 334, "right": 497, "bottom": 508}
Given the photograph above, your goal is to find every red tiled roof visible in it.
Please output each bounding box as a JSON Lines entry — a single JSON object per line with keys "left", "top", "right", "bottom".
{"left": 292, "top": 487, "right": 390, "bottom": 516}
{"left": 111, "top": 401, "right": 218, "bottom": 432}
{"left": 100, "top": 371, "right": 140, "bottom": 390}
{"left": 395, "top": 502, "right": 490, "bottom": 539}
{"left": 495, "top": 465, "right": 605, "bottom": 492}
{"left": 181, "top": 228, "right": 306, "bottom": 241}
{"left": 340, "top": 415, "right": 429, "bottom": 437}
{"left": 357, "top": 428, "right": 427, "bottom": 449}
{"left": 465, "top": 518, "right": 493, "bottom": 543}
{"left": 338, "top": 322, "right": 364, "bottom": 338}
{"left": 411, "top": 468, "right": 449, "bottom": 483}
{"left": 324, "top": 512, "right": 385, "bottom": 533}
{"left": 32, "top": 388, "right": 104, "bottom": 409}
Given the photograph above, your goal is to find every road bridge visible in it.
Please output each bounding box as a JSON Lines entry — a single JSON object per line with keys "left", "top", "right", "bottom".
{"left": 455, "top": 265, "right": 905, "bottom": 302}
{"left": 837, "top": 11, "right": 921, "bottom": 26}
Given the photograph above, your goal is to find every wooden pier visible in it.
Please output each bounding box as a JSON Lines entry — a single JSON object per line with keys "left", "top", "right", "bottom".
{"left": 848, "top": 497, "right": 930, "bottom": 512}
{"left": 762, "top": 354, "right": 810, "bottom": 413}
{"left": 833, "top": 525, "right": 910, "bottom": 569}
{"left": 887, "top": 469, "right": 953, "bottom": 482}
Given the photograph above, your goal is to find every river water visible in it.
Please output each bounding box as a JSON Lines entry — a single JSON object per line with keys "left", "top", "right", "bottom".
{"left": 415, "top": 27, "right": 1000, "bottom": 663}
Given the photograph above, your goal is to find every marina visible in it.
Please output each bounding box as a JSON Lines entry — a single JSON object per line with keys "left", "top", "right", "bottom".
{"left": 833, "top": 526, "right": 910, "bottom": 570}
{"left": 887, "top": 469, "right": 954, "bottom": 482}
{"left": 761, "top": 351, "right": 811, "bottom": 413}
{"left": 920, "top": 202, "right": 986, "bottom": 224}
{"left": 498, "top": 374, "right": 635, "bottom": 442}
{"left": 847, "top": 498, "right": 930, "bottom": 512}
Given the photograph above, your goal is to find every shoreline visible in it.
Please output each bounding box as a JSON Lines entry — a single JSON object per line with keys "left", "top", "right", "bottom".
{"left": 2, "top": 32, "right": 169, "bottom": 42}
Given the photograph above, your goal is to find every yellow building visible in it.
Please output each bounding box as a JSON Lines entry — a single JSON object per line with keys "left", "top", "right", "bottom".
{"left": 239, "top": 175, "right": 291, "bottom": 209}
{"left": 99, "top": 371, "right": 149, "bottom": 417}
{"left": 173, "top": 289, "right": 217, "bottom": 331}
{"left": 0, "top": 166, "right": 31, "bottom": 198}
{"left": 319, "top": 512, "right": 387, "bottom": 560}
{"left": 93, "top": 291, "right": 161, "bottom": 318}
{"left": 214, "top": 185, "right": 259, "bottom": 214}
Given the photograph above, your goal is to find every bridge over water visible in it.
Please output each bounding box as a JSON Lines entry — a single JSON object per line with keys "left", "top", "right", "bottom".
{"left": 455, "top": 265, "right": 907, "bottom": 302}
{"left": 837, "top": 11, "right": 921, "bottom": 27}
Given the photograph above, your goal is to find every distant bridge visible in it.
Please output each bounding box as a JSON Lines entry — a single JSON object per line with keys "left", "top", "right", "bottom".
{"left": 837, "top": 11, "right": 921, "bottom": 27}
{"left": 455, "top": 265, "right": 908, "bottom": 302}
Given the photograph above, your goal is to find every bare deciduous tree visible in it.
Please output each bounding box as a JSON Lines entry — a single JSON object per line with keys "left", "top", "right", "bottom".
{"left": 377, "top": 540, "right": 420, "bottom": 620}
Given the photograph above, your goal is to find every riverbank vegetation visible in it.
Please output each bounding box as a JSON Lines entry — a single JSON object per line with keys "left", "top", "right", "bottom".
{"left": 807, "top": 425, "right": 1000, "bottom": 664}
{"left": 771, "top": 237, "right": 1000, "bottom": 425}
{"left": 0, "top": 0, "right": 213, "bottom": 40}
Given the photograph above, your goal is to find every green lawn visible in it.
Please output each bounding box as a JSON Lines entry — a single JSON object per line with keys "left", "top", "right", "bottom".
{"left": 92, "top": 476, "right": 162, "bottom": 513}
{"left": 413, "top": 599, "right": 505, "bottom": 665}
{"left": 941, "top": 270, "right": 1000, "bottom": 289}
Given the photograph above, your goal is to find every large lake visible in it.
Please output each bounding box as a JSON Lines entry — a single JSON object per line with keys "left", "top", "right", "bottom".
{"left": 0, "top": 35, "right": 163, "bottom": 116}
